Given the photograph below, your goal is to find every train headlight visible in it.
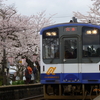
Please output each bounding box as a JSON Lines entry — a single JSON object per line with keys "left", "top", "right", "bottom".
{"left": 51, "top": 32, "right": 57, "bottom": 36}
{"left": 92, "top": 30, "right": 97, "bottom": 34}
{"left": 46, "top": 32, "right": 51, "bottom": 36}
{"left": 86, "top": 30, "right": 91, "bottom": 34}
{"left": 86, "top": 29, "right": 98, "bottom": 34}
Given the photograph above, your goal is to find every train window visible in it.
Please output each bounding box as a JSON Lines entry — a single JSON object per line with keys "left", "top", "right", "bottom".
{"left": 43, "top": 38, "right": 59, "bottom": 59}
{"left": 64, "top": 39, "right": 77, "bottom": 59}
{"left": 82, "top": 27, "right": 100, "bottom": 57}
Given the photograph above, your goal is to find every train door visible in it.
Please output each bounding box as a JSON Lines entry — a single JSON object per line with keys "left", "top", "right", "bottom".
{"left": 61, "top": 37, "right": 81, "bottom": 82}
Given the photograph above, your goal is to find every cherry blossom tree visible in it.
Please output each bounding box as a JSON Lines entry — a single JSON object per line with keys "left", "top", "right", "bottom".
{"left": 0, "top": 2, "right": 54, "bottom": 82}
{"left": 0, "top": 4, "right": 32, "bottom": 83}
{"left": 7, "top": 11, "right": 54, "bottom": 61}
{"left": 73, "top": 0, "right": 100, "bottom": 24}
{"left": 0, "top": 5, "right": 31, "bottom": 60}
{"left": 9, "top": 11, "right": 54, "bottom": 81}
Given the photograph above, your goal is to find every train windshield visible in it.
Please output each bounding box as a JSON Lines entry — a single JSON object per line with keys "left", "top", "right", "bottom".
{"left": 82, "top": 26, "right": 100, "bottom": 57}
{"left": 64, "top": 38, "right": 77, "bottom": 59}
{"left": 43, "top": 38, "right": 59, "bottom": 59}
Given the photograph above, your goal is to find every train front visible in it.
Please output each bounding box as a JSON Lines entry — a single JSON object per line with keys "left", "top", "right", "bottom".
{"left": 40, "top": 23, "right": 100, "bottom": 99}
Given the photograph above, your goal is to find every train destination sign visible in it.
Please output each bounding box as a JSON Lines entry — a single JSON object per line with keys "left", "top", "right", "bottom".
{"left": 64, "top": 27, "right": 77, "bottom": 32}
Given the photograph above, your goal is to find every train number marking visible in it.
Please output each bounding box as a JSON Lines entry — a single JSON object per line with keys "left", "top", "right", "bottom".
{"left": 46, "top": 67, "right": 56, "bottom": 75}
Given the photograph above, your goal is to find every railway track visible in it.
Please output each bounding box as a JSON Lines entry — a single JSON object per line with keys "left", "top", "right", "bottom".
{"left": 19, "top": 94, "right": 44, "bottom": 100}
{"left": 19, "top": 94, "right": 100, "bottom": 100}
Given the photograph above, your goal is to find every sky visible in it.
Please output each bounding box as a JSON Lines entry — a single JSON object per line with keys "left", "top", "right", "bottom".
{"left": 4, "top": 0, "right": 93, "bottom": 24}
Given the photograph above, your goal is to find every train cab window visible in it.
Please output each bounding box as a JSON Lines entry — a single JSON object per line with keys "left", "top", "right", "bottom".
{"left": 42, "top": 28, "right": 59, "bottom": 59}
{"left": 82, "top": 27, "right": 100, "bottom": 57}
{"left": 64, "top": 39, "right": 77, "bottom": 59}
{"left": 43, "top": 38, "right": 59, "bottom": 59}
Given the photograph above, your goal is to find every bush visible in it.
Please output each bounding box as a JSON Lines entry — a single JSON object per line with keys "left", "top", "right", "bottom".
{"left": 0, "top": 81, "right": 2, "bottom": 86}
{"left": 19, "top": 80, "right": 24, "bottom": 84}
{"left": 12, "top": 80, "right": 25, "bottom": 85}
{"left": 12, "top": 81, "right": 17, "bottom": 85}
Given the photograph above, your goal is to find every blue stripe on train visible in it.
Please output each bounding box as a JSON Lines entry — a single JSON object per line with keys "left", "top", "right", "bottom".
{"left": 40, "top": 73, "right": 100, "bottom": 84}
{"left": 40, "top": 23, "right": 100, "bottom": 35}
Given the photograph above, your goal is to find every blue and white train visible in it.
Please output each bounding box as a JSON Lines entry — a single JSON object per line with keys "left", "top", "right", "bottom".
{"left": 40, "top": 19, "right": 100, "bottom": 99}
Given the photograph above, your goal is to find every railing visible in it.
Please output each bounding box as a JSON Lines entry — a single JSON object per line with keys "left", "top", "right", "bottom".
{"left": 0, "top": 83, "right": 43, "bottom": 100}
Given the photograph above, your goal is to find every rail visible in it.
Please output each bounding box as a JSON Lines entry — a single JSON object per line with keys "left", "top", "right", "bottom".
{"left": 19, "top": 94, "right": 44, "bottom": 100}
{"left": 0, "top": 83, "right": 43, "bottom": 100}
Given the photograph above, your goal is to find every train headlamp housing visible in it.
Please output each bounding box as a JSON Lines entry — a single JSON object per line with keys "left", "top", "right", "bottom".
{"left": 46, "top": 32, "right": 57, "bottom": 36}
{"left": 43, "top": 28, "right": 59, "bottom": 38}
{"left": 86, "top": 29, "right": 98, "bottom": 34}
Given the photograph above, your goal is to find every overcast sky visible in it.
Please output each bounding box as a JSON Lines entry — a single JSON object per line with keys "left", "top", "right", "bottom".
{"left": 4, "top": 0, "right": 93, "bottom": 24}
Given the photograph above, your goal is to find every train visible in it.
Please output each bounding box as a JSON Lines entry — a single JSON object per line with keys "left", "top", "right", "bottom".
{"left": 40, "top": 18, "right": 100, "bottom": 100}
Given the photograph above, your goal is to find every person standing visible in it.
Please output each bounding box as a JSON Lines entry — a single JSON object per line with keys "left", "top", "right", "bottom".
{"left": 33, "top": 62, "right": 39, "bottom": 83}
{"left": 25, "top": 65, "right": 32, "bottom": 84}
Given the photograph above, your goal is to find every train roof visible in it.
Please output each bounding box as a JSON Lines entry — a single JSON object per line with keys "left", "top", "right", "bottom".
{"left": 40, "top": 22, "right": 100, "bottom": 34}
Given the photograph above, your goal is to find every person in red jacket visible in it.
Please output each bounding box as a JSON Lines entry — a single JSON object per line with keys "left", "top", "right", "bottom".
{"left": 25, "top": 66, "right": 32, "bottom": 84}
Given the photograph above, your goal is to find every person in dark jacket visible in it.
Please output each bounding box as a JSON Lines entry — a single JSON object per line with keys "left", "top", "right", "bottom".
{"left": 33, "top": 61, "right": 40, "bottom": 83}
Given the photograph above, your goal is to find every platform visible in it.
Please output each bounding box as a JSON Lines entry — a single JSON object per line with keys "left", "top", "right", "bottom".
{"left": 93, "top": 95, "right": 100, "bottom": 100}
